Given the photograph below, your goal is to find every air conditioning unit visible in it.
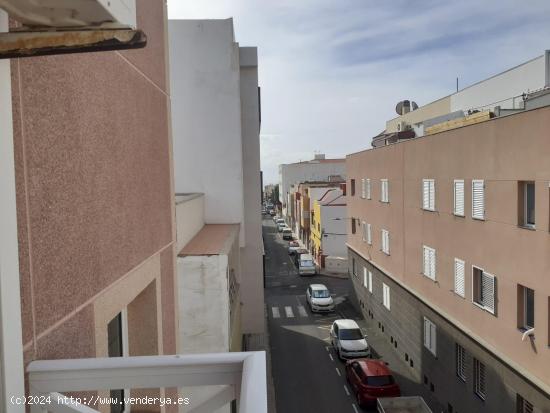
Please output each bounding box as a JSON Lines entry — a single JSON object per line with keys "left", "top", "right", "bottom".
{"left": 0, "top": 0, "right": 136, "bottom": 28}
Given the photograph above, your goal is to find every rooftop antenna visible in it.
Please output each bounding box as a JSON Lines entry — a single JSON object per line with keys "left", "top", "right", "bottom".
{"left": 456, "top": 77, "right": 459, "bottom": 92}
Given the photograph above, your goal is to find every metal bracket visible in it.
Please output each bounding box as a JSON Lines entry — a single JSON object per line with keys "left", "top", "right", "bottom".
{"left": 0, "top": 28, "right": 146, "bottom": 59}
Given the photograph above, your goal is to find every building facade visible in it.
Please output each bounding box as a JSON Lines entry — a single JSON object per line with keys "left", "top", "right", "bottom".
{"left": 347, "top": 103, "right": 550, "bottom": 412}
{"left": 310, "top": 187, "right": 347, "bottom": 269}
{"left": 169, "top": 18, "right": 264, "bottom": 335}
{"left": 278, "top": 154, "right": 346, "bottom": 219}
{"left": 8, "top": 0, "right": 177, "bottom": 409}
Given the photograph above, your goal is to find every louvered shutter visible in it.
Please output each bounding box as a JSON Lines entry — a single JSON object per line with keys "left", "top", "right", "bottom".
{"left": 454, "top": 180, "right": 465, "bottom": 216}
{"left": 430, "top": 322, "right": 437, "bottom": 355}
{"left": 366, "top": 179, "right": 371, "bottom": 199}
{"left": 367, "top": 223, "right": 372, "bottom": 244}
{"left": 482, "top": 272, "right": 496, "bottom": 314}
{"left": 423, "top": 180, "right": 430, "bottom": 209}
{"left": 429, "top": 180, "right": 435, "bottom": 210}
{"left": 431, "top": 249, "right": 436, "bottom": 279}
{"left": 361, "top": 179, "right": 366, "bottom": 198}
{"left": 368, "top": 271, "right": 373, "bottom": 292}
{"left": 423, "top": 246, "right": 436, "bottom": 279}
{"left": 472, "top": 180, "right": 485, "bottom": 220}
{"left": 362, "top": 221, "right": 367, "bottom": 241}
{"left": 454, "top": 258, "right": 465, "bottom": 297}
{"left": 363, "top": 267, "right": 368, "bottom": 289}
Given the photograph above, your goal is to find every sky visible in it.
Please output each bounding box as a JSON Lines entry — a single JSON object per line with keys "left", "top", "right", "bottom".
{"left": 167, "top": 0, "right": 550, "bottom": 185}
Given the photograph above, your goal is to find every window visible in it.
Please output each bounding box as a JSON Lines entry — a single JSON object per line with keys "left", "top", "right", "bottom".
{"left": 422, "top": 246, "right": 436, "bottom": 280}
{"left": 361, "top": 178, "right": 366, "bottom": 198}
{"left": 368, "top": 271, "right": 373, "bottom": 293}
{"left": 517, "top": 395, "right": 534, "bottom": 413}
{"left": 363, "top": 267, "right": 368, "bottom": 289}
{"left": 472, "top": 179, "right": 485, "bottom": 220}
{"left": 383, "top": 283, "right": 391, "bottom": 310}
{"left": 423, "top": 317, "right": 436, "bottom": 356}
{"left": 454, "top": 258, "right": 465, "bottom": 297}
{"left": 380, "top": 179, "right": 389, "bottom": 203}
{"left": 366, "top": 178, "right": 371, "bottom": 199}
{"left": 351, "top": 218, "right": 356, "bottom": 234}
{"left": 381, "top": 229, "right": 390, "bottom": 255}
{"left": 367, "top": 223, "right": 372, "bottom": 245}
{"left": 422, "top": 179, "right": 436, "bottom": 211}
{"left": 473, "top": 358, "right": 486, "bottom": 400}
{"left": 352, "top": 258, "right": 356, "bottom": 277}
{"left": 108, "top": 311, "right": 128, "bottom": 413}
{"left": 351, "top": 179, "right": 356, "bottom": 196}
{"left": 362, "top": 221, "right": 367, "bottom": 242}
{"left": 456, "top": 343, "right": 466, "bottom": 381}
{"left": 454, "top": 179, "right": 465, "bottom": 216}
{"left": 473, "top": 267, "right": 496, "bottom": 314}
{"left": 519, "top": 181, "right": 535, "bottom": 228}
{"left": 517, "top": 285, "right": 535, "bottom": 330}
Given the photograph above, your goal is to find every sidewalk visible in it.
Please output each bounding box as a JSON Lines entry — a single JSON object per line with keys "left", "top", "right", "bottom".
{"left": 317, "top": 267, "right": 349, "bottom": 280}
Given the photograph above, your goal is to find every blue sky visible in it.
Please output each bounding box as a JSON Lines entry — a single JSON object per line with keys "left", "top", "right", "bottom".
{"left": 168, "top": 0, "right": 550, "bottom": 184}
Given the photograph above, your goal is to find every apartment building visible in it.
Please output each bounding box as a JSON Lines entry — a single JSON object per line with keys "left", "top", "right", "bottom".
{"left": 279, "top": 153, "right": 346, "bottom": 219}
{"left": 0, "top": 5, "right": 267, "bottom": 412}
{"left": 347, "top": 56, "right": 550, "bottom": 413}
{"left": 169, "top": 18, "right": 264, "bottom": 336}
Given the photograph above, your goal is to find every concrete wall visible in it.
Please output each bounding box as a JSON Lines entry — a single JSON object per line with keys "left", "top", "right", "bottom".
{"left": 175, "top": 194, "right": 205, "bottom": 253}
{"left": 238, "top": 47, "right": 265, "bottom": 334}
{"left": 169, "top": 19, "right": 245, "bottom": 236}
{"left": 11, "top": 1, "right": 176, "bottom": 401}
{"left": 320, "top": 205, "right": 347, "bottom": 257}
{"left": 451, "top": 53, "right": 549, "bottom": 113}
{"left": 346, "top": 105, "right": 550, "bottom": 410}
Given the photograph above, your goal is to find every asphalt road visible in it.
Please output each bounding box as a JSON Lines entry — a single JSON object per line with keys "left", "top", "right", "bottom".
{"left": 263, "top": 216, "right": 373, "bottom": 413}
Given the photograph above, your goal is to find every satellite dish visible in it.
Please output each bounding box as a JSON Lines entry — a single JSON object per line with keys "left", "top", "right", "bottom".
{"left": 395, "top": 100, "right": 418, "bottom": 115}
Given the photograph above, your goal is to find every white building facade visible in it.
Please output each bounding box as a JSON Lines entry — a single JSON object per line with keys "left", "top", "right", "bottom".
{"left": 169, "top": 19, "right": 265, "bottom": 338}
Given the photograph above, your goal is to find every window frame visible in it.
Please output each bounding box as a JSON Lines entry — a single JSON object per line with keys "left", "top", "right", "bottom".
{"left": 472, "top": 265, "right": 496, "bottom": 315}
{"left": 351, "top": 179, "right": 356, "bottom": 196}
{"left": 367, "top": 223, "right": 372, "bottom": 245}
{"left": 361, "top": 178, "right": 366, "bottom": 199}
{"left": 423, "top": 317, "right": 437, "bottom": 356}
{"left": 363, "top": 267, "right": 368, "bottom": 289}
{"left": 368, "top": 271, "right": 373, "bottom": 293}
{"left": 522, "top": 181, "right": 536, "bottom": 229}
{"left": 455, "top": 343, "right": 466, "bottom": 382}
{"left": 366, "top": 178, "right": 371, "bottom": 200}
{"left": 473, "top": 358, "right": 486, "bottom": 400}
{"left": 381, "top": 229, "right": 390, "bottom": 255}
{"left": 518, "top": 285, "right": 535, "bottom": 330}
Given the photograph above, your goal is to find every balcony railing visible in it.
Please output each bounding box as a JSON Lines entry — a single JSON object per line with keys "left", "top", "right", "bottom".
{"left": 28, "top": 351, "right": 267, "bottom": 413}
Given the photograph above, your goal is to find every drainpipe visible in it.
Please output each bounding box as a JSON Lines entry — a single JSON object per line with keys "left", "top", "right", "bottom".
{"left": 0, "top": 10, "right": 25, "bottom": 412}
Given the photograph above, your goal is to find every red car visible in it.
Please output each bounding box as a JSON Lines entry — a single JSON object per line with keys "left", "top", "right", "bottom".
{"left": 345, "top": 359, "right": 401, "bottom": 407}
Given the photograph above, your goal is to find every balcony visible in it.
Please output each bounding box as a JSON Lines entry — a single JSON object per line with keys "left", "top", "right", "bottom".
{"left": 28, "top": 351, "right": 267, "bottom": 413}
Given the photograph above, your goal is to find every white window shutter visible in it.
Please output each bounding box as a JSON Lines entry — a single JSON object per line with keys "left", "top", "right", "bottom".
{"left": 454, "top": 258, "right": 465, "bottom": 297}
{"left": 381, "top": 179, "right": 389, "bottom": 202}
{"left": 423, "top": 318, "right": 430, "bottom": 348}
{"left": 430, "top": 248, "right": 436, "bottom": 279}
{"left": 482, "top": 272, "right": 496, "bottom": 314}
{"left": 367, "top": 223, "right": 372, "bottom": 244}
{"left": 362, "top": 221, "right": 367, "bottom": 242}
{"left": 454, "top": 180, "right": 465, "bottom": 216}
{"left": 366, "top": 179, "right": 371, "bottom": 199}
{"left": 423, "top": 180, "right": 430, "bottom": 210}
{"left": 423, "top": 246, "right": 429, "bottom": 276}
{"left": 368, "top": 271, "right": 373, "bottom": 293}
{"left": 472, "top": 180, "right": 485, "bottom": 220}
{"left": 431, "top": 323, "right": 437, "bottom": 355}
{"left": 363, "top": 267, "right": 368, "bottom": 289}
{"left": 361, "top": 179, "right": 366, "bottom": 198}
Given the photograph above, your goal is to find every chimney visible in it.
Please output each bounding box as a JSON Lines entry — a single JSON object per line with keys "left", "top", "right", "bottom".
{"left": 313, "top": 153, "right": 325, "bottom": 160}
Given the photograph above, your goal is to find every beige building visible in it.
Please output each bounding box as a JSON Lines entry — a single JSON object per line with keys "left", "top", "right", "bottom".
{"left": 347, "top": 62, "right": 550, "bottom": 412}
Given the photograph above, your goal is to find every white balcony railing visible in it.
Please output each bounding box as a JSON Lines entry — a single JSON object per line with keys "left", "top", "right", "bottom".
{"left": 28, "top": 351, "right": 267, "bottom": 413}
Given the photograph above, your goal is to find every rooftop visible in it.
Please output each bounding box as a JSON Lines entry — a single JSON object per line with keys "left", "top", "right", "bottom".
{"left": 178, "top": 224, "right": 239, "bottom": 257}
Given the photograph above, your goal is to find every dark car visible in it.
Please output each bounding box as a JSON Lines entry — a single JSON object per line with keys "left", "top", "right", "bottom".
{"left": 345, "top": 359, "right": 400, "bottom": 408}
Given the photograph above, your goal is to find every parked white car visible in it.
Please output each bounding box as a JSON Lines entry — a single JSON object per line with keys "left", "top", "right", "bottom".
{"left": 288, "top": 241, "right": 301, "bottom": 255}
{"left": 330, "top": 319, "right": 370, "bottom": 360}
{"left": 306, "top": 284, "right": 334, "bottom": 313}
{"left": 297, "top": 253, "right": 316, "bottom": 275}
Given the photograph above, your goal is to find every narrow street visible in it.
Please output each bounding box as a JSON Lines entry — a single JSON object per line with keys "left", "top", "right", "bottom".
{"left": 263, "top": 217, "right": 373, "bottom": 413}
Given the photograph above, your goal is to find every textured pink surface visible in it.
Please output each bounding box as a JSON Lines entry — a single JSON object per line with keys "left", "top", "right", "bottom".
{"left": 11, "top": 0, "right": 175, "bottom": 370}
{"left": 121, "top": 0, "right": 168, "bottom": 93}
